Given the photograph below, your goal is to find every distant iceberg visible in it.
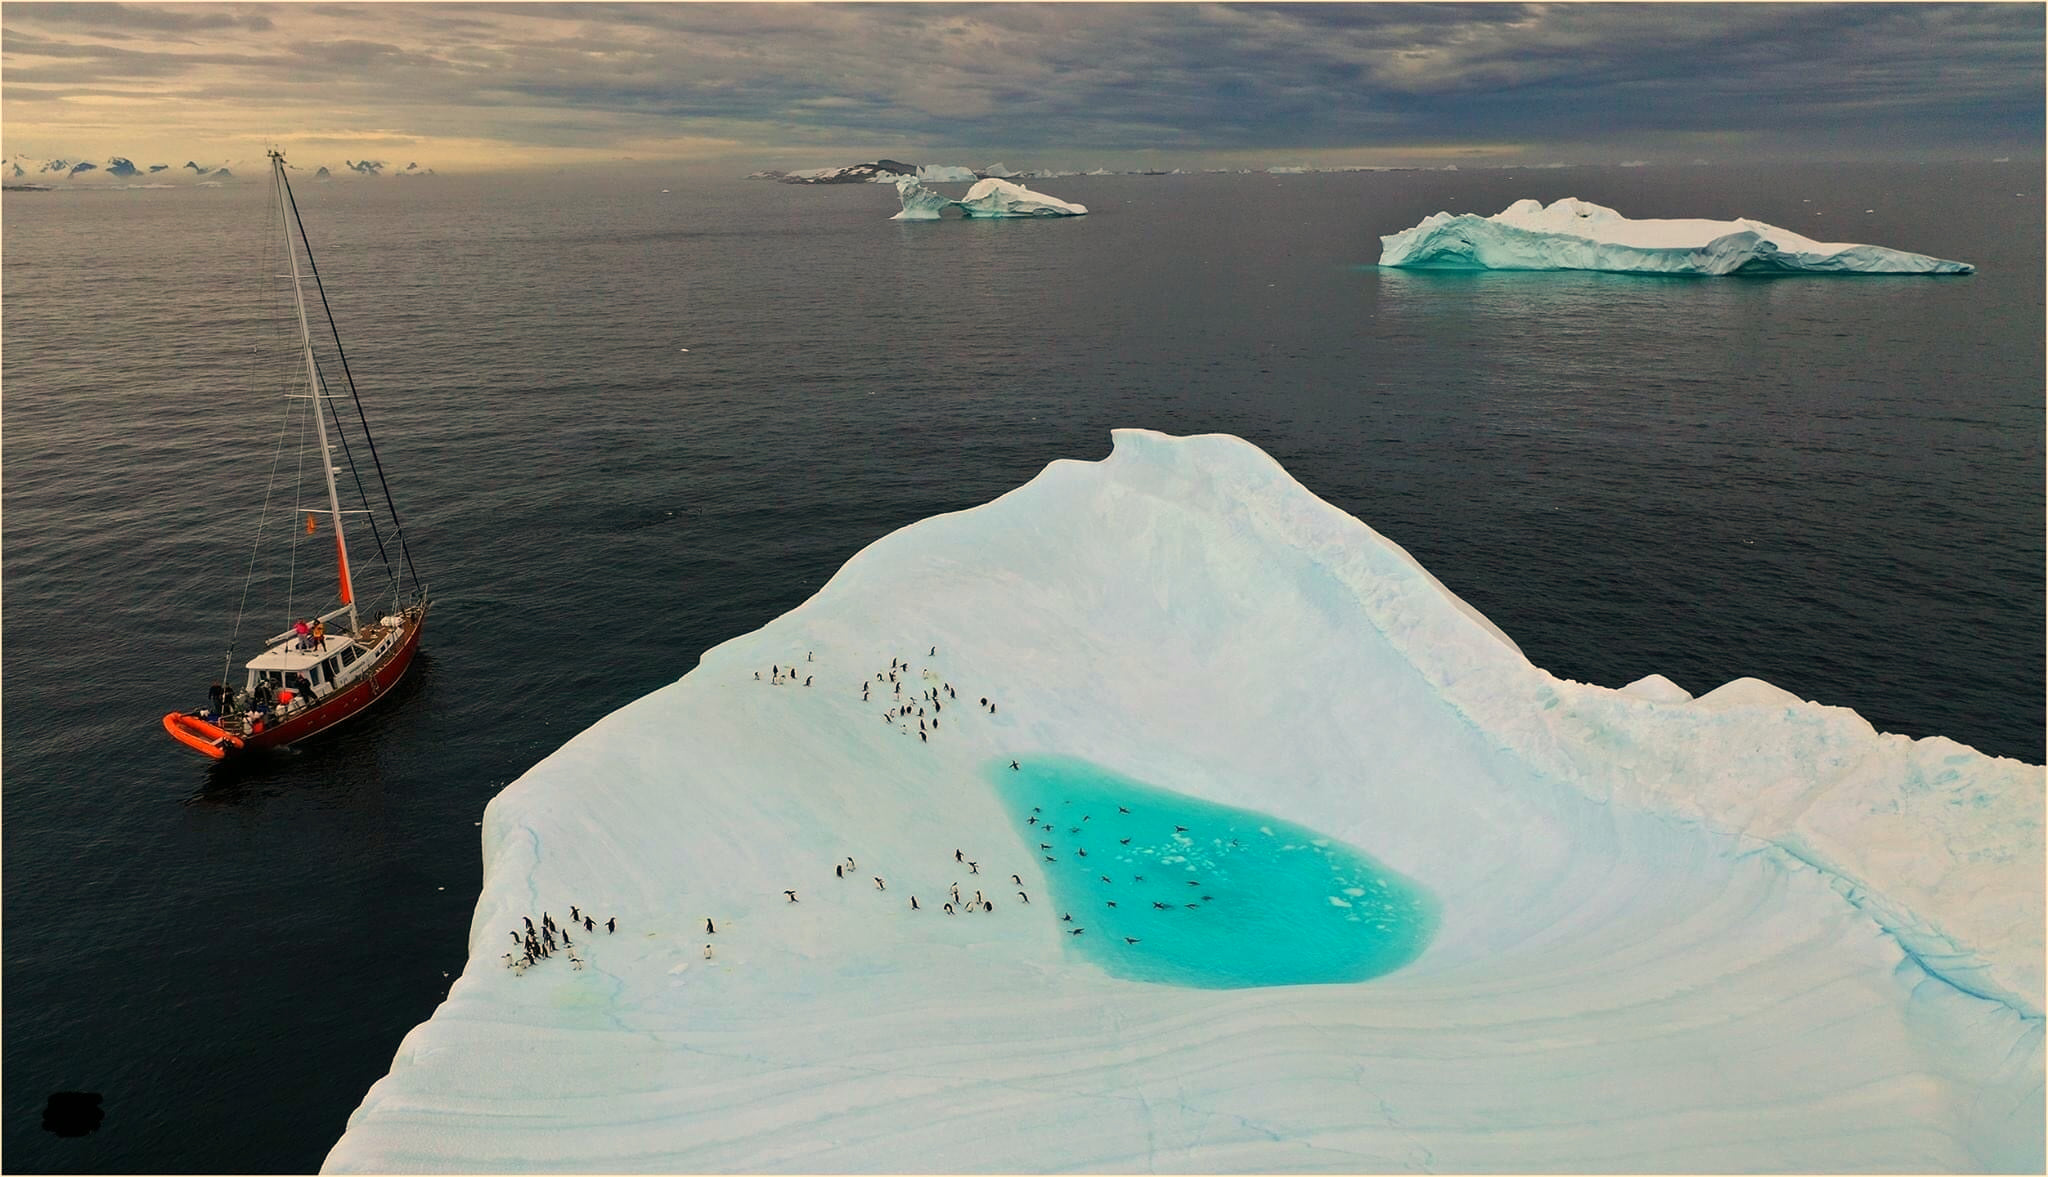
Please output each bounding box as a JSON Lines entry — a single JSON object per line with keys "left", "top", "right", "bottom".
{"left": 326, "top": 432, "right": 2040, "bottom": 1173}
{"left": 891, "top": 175, "right": 1087, "bottom": 220}
{"left": 1380, "top": 197, "right": 1974, "bottom": 275}
{"left": 917, "top": 164, "right": 978, "bottom": 183}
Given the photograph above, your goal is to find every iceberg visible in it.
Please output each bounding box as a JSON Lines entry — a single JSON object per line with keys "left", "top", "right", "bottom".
{"left": 917, "top": 164, "right": 978, "bottom": 183}
{"left": 1380, "top": 197, "right": 1975, "bottom": 275}
{"left": 326, "top": 432, "right": 2041, "bottom": 1173}
{"left": 890, "top": 175, "right": 1088, "bottom": 221}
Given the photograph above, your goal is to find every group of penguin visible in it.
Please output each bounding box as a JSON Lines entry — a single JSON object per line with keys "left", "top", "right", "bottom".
{"left": 503, "top": 905, "right": 617, "bottom": 973}
{"left": 755, "top": 646, "right": 1006, "bottom": 748}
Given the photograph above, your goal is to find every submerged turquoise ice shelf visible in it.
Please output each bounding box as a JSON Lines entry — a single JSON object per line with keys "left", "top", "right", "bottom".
{"left": 989, "top": 756, "right": 1437, "bottom": 988}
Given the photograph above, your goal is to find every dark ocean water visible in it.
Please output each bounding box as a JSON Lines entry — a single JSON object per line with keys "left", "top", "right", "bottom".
{"left": 4, "top": 161, "right": 2040, "bottom": 1172}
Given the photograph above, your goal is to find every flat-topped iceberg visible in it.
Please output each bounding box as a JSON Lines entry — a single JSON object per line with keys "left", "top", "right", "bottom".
{"left": 326, "top": 432, "right": 2040, "bottom": 1173}
{"left": 1381, "top": 197, "right": 1974, "bottom": 275}
{"left": 891, "top": 175, "right": 1087, "bottom": 220}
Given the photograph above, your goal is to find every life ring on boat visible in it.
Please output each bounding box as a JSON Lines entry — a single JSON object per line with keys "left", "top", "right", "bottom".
{"left": 163, "top": 712, "right": 246, "bottom": 759}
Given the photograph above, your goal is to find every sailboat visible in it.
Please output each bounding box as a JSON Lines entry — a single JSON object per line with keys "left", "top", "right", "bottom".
{"left": 163, "top": 150, "right": 429, "bottom": 759}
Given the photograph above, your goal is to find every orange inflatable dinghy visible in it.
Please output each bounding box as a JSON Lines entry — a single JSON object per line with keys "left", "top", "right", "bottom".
{"left": 162, "top": 712, "right": 246, "bottom": 759}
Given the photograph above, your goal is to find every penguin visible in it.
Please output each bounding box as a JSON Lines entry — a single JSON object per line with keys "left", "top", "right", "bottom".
{"left": 1175, "top": 825, "right": 1189, "bottom": 833}
{"left": 836, "top": 864, "right": 844, "bottom": 878}
{"left": 1118, "top": 807, "right": 1131, "bottom": 815}
{"left": 918, "top": 731, "right": 926, "bottom": 742}
{"left": 983, "top": 901, "right": 994, "bottom": 913}
{"left": 973, "top": 890, "right": 984, "bottom": 906}
{"left": 807, "top": 651, "right": 813, "bottom": 662}
{"left": 772, "top": 664, "right": 779, "bottom": 677}
{"left": 1119, "top": 838, "right": 1132, "bottom": 845}
{"left": 1186, "top": 880, "right": 1200, "bottom": 887}
{"left": 943, "top": 903, "right": 955, "bottom": 915}
{"left": 755, "top": 671, "right": 761, "bottom": 680}
{"left": 1011, "top": 874, "right": 1022, "bottom": 885}
{"left": 1044, "top": 855, "right": 1057, "bottom": 863}
{"left": 981, "top": 698, "right": 988, "bottom": 707}
{"left": 1133, "top": 875, "right": 1144, "bottom": 882}
{"left": 1105, "top": 900, "right": 1117, "bottom": 908}
{"left": 607, "top": 917, "right": 616, "bottom": 933}
{"left": 846, "top": 856, "right": 856, "bottom": 871}
{"left": 1068, "top": 927, "right": 1084, "bottom": 936}
{"left": 873, "top": 877, "right": 886, "bottom": 890}
{"left": 1018, "top": 891, "right": 1029, "bottom": 903}
{"left": 1040, "top": 843, "right": 1051, "bottom": 850}
{"left": 929, "top": 646, "right": 936, "bottom": 656}
{"left": 990, "top": 703, "right": 996, "bottom": 714}
{"left": 955, "top": 849, "right": 963, "bottom": 862}
{"left": 1185, "top": 903, "right": 1200, "bottom": 909}
{"left": 1099, "top": 875, "right": 1111, "bottom": 884}
{"left": 1009, "top": 760, "right": 1019, "bottom": 770}
{"left": 910, "top": 896, "right": 920, "bottom": 911}
{"left": 524, "top": 916, "right": 535, "bottom": 933}
{"left": 805, "top": 676, "right": 812, "bottom": 687}
{"left": 950, "top": 884, "right": 961, "bottom": 903}
{"left": 968, "top": 861, "right": 979, "bottom": 874}
{"left": 562, "top": 928, "right": 572, "bottom": 946}
{"left": 705, "top": 918, "right": 716, "bottom": 934}
{"left": 1153, "top": 902, "right": 1170, "bottom": 910}
{"left": 1123, "top": 937, "right": 1141, "bottom": 945}
{"left": 1077, "top": 849, "right": 1087, "bottom": 858}
{"left": 570, "top": 905, "right": 581, "bottom": 923}
{"left": 785, "top": 890, "right": 799, "bottom": 903}
{"left": 703, "top": 943, "right": 715, "bottom": 959}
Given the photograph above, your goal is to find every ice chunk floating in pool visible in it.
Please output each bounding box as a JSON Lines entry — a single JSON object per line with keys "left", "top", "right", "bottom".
{"left": 995, "top": 756, "right": 1435, "bottom": 987}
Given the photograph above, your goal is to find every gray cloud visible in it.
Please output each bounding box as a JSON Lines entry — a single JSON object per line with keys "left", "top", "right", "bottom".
{"left": 1, "top": 2, "right": 2038, "bottom": 168}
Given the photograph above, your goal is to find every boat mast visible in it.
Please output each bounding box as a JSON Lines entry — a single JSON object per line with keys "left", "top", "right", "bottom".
{"left": 272, "top": 150, "right": 359, "bottom": 633}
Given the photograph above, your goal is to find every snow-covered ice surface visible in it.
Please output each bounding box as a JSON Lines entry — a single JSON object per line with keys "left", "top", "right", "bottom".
{"left": 891, "top": 176, "right": 1087, "bottom": 220}
{"left": 326, "top": 431, "right": 2041, "bottom": 1173}
{"left": 1380, "top": 197, "right": 1975, "bottom": 275}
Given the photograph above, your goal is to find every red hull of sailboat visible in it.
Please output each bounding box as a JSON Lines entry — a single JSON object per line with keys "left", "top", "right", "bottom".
{"left": 165, "top": 605, "right": 427, "bottom": 759}
{"left": 249, "top": 610, "right": 425, "bottom": 750}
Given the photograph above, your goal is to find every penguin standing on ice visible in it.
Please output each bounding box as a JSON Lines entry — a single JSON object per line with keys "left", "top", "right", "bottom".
{"left": 606, "top": 917, "right": 616, "bottom": 933}
{"left": 785, "top": 890, "right": 799, "bottom": 903}
{"left": 703, "top": 943, "right": 715, "bottom": 959}
{"left": 874, "top": 876, "right": 886, "bottom": 890}
{"left": 585, "top": 916, "right": 595, "bottom": 932}
{"left": 705, "top": 918, "right": 716, "bottom": 935}
{"left": 570, "top": 905, "right": 582, "bottom": 923}
{"left": 1018, "top": 891, "right": 1029, "bottom": 903}
{"left": 836, "top": 864, "right": 844, "bottom": 878}
{"left": 910, "top": 896, "right": 920, "bottom": 911}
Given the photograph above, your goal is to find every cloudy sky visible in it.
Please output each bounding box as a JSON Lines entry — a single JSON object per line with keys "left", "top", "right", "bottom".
{"left": 3, "top": 2, "right": 2040, "bottom": 174}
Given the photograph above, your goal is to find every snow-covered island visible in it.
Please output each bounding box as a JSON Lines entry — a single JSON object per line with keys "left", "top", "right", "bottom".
{"left": 891, "top": 175, "right": 1087, "bottom": 220}
{"left": 1380, "top": 197, "right": 1975, "bottom": 275}
{"left": 325, "top": 432, "right": 2040, "bottom": 1173}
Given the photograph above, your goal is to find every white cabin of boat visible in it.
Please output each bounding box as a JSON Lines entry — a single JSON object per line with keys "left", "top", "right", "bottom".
{"left": 242, "top": 614, "right": 406, "bottom": 709}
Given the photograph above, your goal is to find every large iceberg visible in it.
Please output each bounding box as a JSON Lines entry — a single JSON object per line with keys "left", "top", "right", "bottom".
{"left": 891, "top": 175, "right": 1087, "bottom": 220}
{"left": 326, "top": 432, "right": 2041, "bottom": 1173}
{"left": 1380, "top": 197, "right": 1975, "bottom": 275}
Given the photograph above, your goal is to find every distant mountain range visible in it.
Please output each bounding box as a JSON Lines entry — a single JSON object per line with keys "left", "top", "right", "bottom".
{"left": 4, "top": 155, "right": 436, "bottom": 186}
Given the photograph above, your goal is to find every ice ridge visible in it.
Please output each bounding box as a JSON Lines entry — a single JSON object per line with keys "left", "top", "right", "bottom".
{"left": 1380, "top": 196, "right": 1975, "bottom": 275}
{"left": 891, "top": 175, "right": 1087, "bottom": 220}
{"left": 326, "top": 430, "right": 2041, "bottom": 1173}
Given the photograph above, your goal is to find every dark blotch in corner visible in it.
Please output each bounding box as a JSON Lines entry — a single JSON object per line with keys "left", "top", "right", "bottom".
{"left": 43, "top": 1091, "right": 104, "bottom": 1136}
